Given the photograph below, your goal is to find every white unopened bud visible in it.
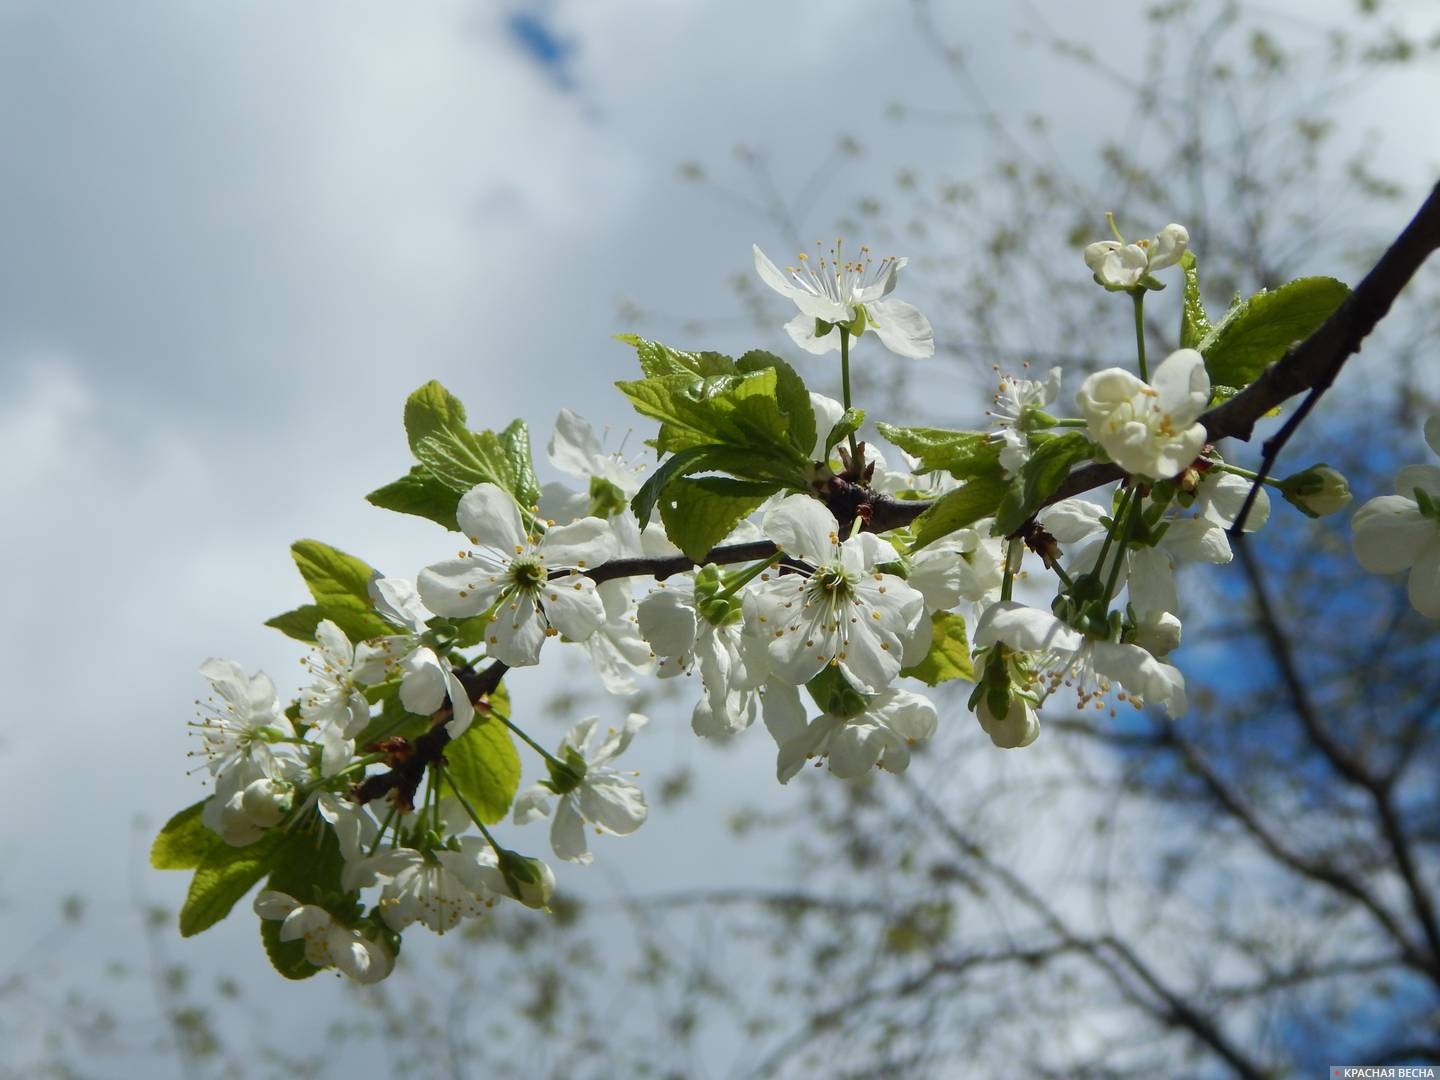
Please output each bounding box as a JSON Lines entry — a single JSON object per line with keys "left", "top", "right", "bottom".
{"left": 240, "top": 777, "right": 295, "bottom": 828}
{"left": 976, "top": 693, "right": 1041, "bottom": 749}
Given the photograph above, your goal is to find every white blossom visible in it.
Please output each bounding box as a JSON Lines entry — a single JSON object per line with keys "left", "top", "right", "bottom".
{"left": 974, "top": 601, "right": 1187, "bottom": 717}
{"left": 367, "top": 575, "right": 475, "bottom": 738}
{"left": 753, "top": 241, "right": 934, "bottom": 359}
{"left": 513, "top": 714, "right": 649, "bottom": 864}
{"left": 989, "top": 366, "right": 1063, "bottom": 477}
{"left": 1077, "top": 348, "right": 1209, "bottom": 481}
{"left": 1083, "top": 223, "right": 1188, "bottom": 291}
{"left": 637, "top": 575, "right": 769, "bottom": 736}
{"left": 299, "top": 620, "right": 385, "bottom": 777}
{"left": 347, "top": 839, "right": 504, "bottom": 934}
{"left": 762, "top": 682, "right": 937, "bottom": 782}
{"left": 975, "top": 691, "right": 1041, "bottom": 749}
{"left": 418, "top": 482, "right": 614, "bottom": 669}
{"left": 1352, "top": 415, "right": 1440, "bottom": 618}
{"left": 745, "top": 495, "right": 925, "bottom": 693}
{"left": 191, "top": 659, "right": 294, "bottom": 779}
{"left": 253, "top": 891, "right": 393, "bottom": 983}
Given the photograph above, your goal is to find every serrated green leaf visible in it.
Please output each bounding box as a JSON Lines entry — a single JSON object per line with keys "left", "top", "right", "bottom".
{"left": 366, "top": 466, "right": 460, "bottom": 531}
{"left": 1198, "top": 276, "right": 1349, "bottom": 390}
{"left": 402, "top": 381, "right": 519, "bottom": 496}
{"left": 900, "top": 611, "right": 973, "bottom": 685}
{"left": 442, "top": 717, "right": 522, "bottom": 824}
{"left": 180, "top": 831, "right": 283, "bottom": 938}
{"left": 618, "top": 369, "right": 793, "bottom": 455}
{"left": 737, "top": 349, "right": 816, "bottom": 456}
{"left": 630, "top": 445, "right": 716, "bottom": 528}
{"left": 268, "top": 540, "right": 392, "bottom": 645}
{"left": 151, "top": 800, "right": 225, "bottom": 871}
{"left": 875, "top": 422, "right": 1000, "bottom": 478}
{"left": 993, "top": 432, "right": 1094, "bottom": 535}
{"left": 825, "top": 408, "right": 865, "bottom": 456}
{"left": 1179, "top": 250, "right": 1210, "bottom": 350}
{"left": 501, "top": 419, "right": 541, "bottom": 509}
{"left": 910, "top": 469, "right": 1010, "bottom": 551}
{"left": 259, "top": 827, "right": 347, "bottom": 980}
{"left": 618, "top": 334, "right": 737, "bottom": 379}
{"left": 659, "top": 476, "right": 773, "bottom": 562}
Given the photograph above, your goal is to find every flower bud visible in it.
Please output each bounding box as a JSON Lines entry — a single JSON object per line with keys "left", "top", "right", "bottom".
{"left": 1279, "top": 465, "right": 1351, "bottom": 518}
{"left": 240, "top": 777, "right": 295, "bottom": 827}
{"left": 497, "top": 849, "right": 556, "bottom": 910}
{"left": 976, "top": 692, "right": 1040, "bottom": 749}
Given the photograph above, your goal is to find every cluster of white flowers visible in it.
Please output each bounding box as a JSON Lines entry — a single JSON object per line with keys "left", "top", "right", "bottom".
{"left": 181, "top": 220, "right": 1432, "bottom": 984}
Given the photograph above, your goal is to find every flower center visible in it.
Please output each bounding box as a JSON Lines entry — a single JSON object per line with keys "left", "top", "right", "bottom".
{"left": 509, "top": 555, "right": 547, "bottom": 592}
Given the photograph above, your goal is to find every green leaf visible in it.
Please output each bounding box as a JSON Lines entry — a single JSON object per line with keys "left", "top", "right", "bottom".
{"left": 617, "top": 369, "right": 792, "bottom": 455}
{"left": 1198, "top": 276, "right": 1350, "bottom": 390}
{"left": 910, "top": 469, "right": 1011, "bottom": 551}
{"left": 875, "top": 422, "right": 1000, "bottom": 478}
{"left": 259, "top": 827, "right": 347, "bottom": 980}
{"left": 900, "top": 611, "right": 974, "bottom": 685}
{"left": 1179, "top": 251, "right": 1210, "bottom": 350}
{"left": 737, "top": 349, "right": 816, "bottom": 456}
{"left": 441, "top": 718, "right": 522, "bottom": 824}
{"left": 619, "top": 334, "right": 738, "bottom": 379}
{"left": 180, "top": 831, "right": 283, "bottom": 938}
{"left": 992, "top": 432, "right": 1095, "bottom": 535}
{"left": 366, "top": 466, "right": 460, "bottom": 531}
{"left": 659, "top": 476, "right": 773, "bottom": 562}
{"left": 151, "top": 800, "right": 225, "bottom": 871}
{"left": 266, "top": 540, "right": 393, "bottom": 645}
{"left": 402, "top": 381, "right": 519, "bottom": 496}
{"left": 500, "top": 419, "right": 541, "bottom": 509}
{"left": 824, "top": 408, "right": 865, "bottom": 455}
{"left": 630, "top": 445, "right": 716, "bottom": 529}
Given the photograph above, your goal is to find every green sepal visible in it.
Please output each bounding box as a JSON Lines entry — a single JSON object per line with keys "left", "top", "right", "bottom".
{"left": 909, "top": 468, "right": 1011, "bottom": 551}
{"left": 265, "top": 540, "right": 393, "bottom": 645}
{"left": 588, "top": 475, "right": 629, "bottom": 519}
{"left": 365, "top": 465, "right": 461, "bottom": 531}
{"left": 899, "top": 611, "right": 974, "bottom": 686}
{"left": 1197, "top": 276, "right": 1350, "bottom": 390}
{"left": 992, "top": 432, "right": 1095, "bottom": 536}
{"left": 545, "top": 746, "right": 589, "bottom": 796}
{"left": 806, "top": 666, "right": 870, "bottom": 719}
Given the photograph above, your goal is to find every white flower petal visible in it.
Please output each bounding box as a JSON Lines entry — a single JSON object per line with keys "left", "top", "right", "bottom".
{"left": 974, "top": 601, "right": 1085, "bottom": 655}
{"left": 867, "top": 298, "right": 934, "bottom": 358}
{"left": 541, "top": 517, "right": 615, "bottom": 568}
{"left": 763, "top": 495, "right": 839, "bottom": 563}
{"left": 576, "top": 774, "right": 648, "bottom": 835}
{"left": 548, "top": 408, "right": 606, "bottom": 478}
{"left": 551, "top": 798, "right": 591, "bottom": 864}
{"left": 1407, "top": 541, "right": 1440, "bottom": 618}
{"left": 456, "top": 483, "right": 527, "bottom": 551}
{"left": 1353, "top": 496, "right": 1431, "bottom": 573}
{"left": 539, "top": 578, "right": 607, "bottom": 641}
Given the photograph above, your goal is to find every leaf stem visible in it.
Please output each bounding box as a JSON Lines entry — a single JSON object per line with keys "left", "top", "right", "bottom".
{"left": 435, "top": 763, "right": 502, "bottom": 852}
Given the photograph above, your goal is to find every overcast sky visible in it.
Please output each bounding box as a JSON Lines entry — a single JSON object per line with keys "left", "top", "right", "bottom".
{"left": 1, "top": 1, "right": 1436, "bottom": 1075}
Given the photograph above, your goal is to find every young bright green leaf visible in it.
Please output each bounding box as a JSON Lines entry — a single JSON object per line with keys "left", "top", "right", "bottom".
{"left": 402, "top": 381, "right": 521, "bottom": 496}
{"left": 618, "top": 333, "right": 737, "bottom": 379}
{"left": 441, "top": 717, "right": 522, "bottom": 824}
{"left": 1179, "top": 250, "right": 1210, "bottom": 350}
{"left": 992, "top": 432, "right": 1094, "bottom": 536}
{"left": 151, "top": 800, "right": 226, "bottom": 871}
{"left": 500, "top": 418, "right": 542, "bottom": 509}
{"left": 618, "top": 369, "right": 795, "bottom": 456}
{"left": 875, "top": 422, "right": 1000, "bottom": 478}
{"left": 825, "top": 408, "right": 865, "bottom": 456}
{"left": 900, "top": 611, "right": 974, "bottom": 685}
{"left": 365, "top": 466, "right": 460, "bottom": 531}
{"left": 1198, "top": 276, "right": 1349, "bottom": 390}
{"left": 909, "top": 469, "right": 1010, "bottom": 551}
{"left": 265, "top": 540, "right": 393, "bottom": 645}
{"left": 259, "top": 827, "right": 347, "bottom": 980}
{"left": 630, "top": 445, "right": 716, "bottom": 528}
{"left": 659, "top": 476, "right": 774, "bottom": 562}
{"left": 737, "top": 349, "right": 816, "bottom": 456}
{"left": 179, "top": 831, "right": 283, "bottom": 938}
